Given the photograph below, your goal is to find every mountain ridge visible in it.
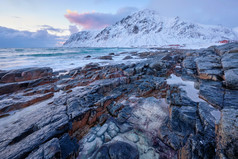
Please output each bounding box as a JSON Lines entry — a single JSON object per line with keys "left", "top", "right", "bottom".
{"left": 63, "top": 9, "right": 238, "bottom": 48}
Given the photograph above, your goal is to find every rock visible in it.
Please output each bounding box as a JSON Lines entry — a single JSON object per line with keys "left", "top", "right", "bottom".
{"left": 195, "top": 55, "right": 223, "bottom": 81}
{"left": 182, "top": 56, "right": 196, "bottom": 70}
{"left": 97, "top": 124, "right": 109, "bottom": 136}
{"left": 84, "top": 55, "right": 91, "bottom": 58}
{"left": 224, "top": 69, "right": 238, "bottom": 89}
{"left": 59, "top": 134, "right": 79, "bottom": 159}
{"left": 166, "top": 86, "right": 197, "bottom": 107}
{"left": 216, "top": 108, "right": 238, "bottom": 159}
{"left": 170, "top": 106, "right": 197, "bottom": 134}
{"left": 0, "top": 92, "right": 54, "bottom": 115}
{"left": 221, "top": 53, "right": 238, "bottom": 70}
{"left": 125, "top": 132, "right": 139, "bottom": 143}
{"left": 223, "top": 89, "right": 238, "bottom": 108}
{"left": 26, "top": 138, "right": 61, "bottom": 159}
{"left": 199, "top": 81, "right": 224, "bottom": 109}
{"left": 228, "top": 47, "right": 238, "bottom": 53}
{"left": 214, "top": 42, "right": 238, "bottom": 56}
{"left": 98, "top": 55, "right": 113, "bottom": 60}
{"left": 107, "top": 104, "right": 124, "bottom": 116}
{"left": 0, "top": 67, "right": 52, "bottom": 83}
{"left": 109, "top": 53, "right": 115, "bottom": 56}
{"left": 123, "top": 56, "right": 133, "bottom": 60}
{"left": 0, "top": 76, "right": 55, "bottom": 95}
{"left": 94, "top": 141, "right": 139, "bottom": 159}
{"left": 0, "top": 103, "right": 69, "bottom": 159}
{"left": 87, "top": 134, "right": 96, "bottom": 142}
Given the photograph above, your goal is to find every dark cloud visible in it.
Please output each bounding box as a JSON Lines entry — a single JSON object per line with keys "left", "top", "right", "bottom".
{"left": 64, "top": 7, "right": 138, "bottom": 30}
{"left": 0, "top": 26, "right": 66, "bottom": 48}
{"left": 148, "top": 0, "right": 238, "bottom": 28}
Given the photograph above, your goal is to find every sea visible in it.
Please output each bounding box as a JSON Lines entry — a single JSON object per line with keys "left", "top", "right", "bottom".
{"left": 0, "top": 47, "right": 152, "bottom": 71}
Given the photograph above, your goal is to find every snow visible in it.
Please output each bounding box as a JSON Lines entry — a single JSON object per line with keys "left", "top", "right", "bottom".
{"left": 63, "top": 9, "right": 238, "bottom": 49}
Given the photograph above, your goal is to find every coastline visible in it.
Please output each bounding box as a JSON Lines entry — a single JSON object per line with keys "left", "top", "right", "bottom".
{"left": 0, "top": 42, "right": 238, "bottom": 158}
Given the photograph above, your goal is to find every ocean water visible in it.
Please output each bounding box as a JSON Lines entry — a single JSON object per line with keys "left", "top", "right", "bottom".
{"left": 0, "top": 47, "right": 150, "bottom": 71}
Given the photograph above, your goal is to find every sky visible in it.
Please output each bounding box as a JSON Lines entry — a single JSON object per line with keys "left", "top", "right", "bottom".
{"left": 0, "top": 0, "right": 238, "bottom": 47}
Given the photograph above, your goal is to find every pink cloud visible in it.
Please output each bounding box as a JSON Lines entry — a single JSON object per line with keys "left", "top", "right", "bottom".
{"left": 64, "top": 7, "right": 138, "bottom": 30}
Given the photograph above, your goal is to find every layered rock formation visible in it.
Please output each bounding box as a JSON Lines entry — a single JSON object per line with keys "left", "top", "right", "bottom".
{"left": 0, "top": 43, "right": 238, "bottom": 159}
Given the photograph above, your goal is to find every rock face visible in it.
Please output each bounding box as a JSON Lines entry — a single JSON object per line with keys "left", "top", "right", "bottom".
{"left": 0, "top": 43, "right": 238, "bottom": 159}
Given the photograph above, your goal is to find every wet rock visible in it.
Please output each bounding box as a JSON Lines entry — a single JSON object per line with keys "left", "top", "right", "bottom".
{"left": 84, "top": 55, "right": 91, "bottom": 58}
{"left": 94, "top": 141, "right": 139, "bottom": 159}
{"left": 123, "top": 55, "right": 133, "bottom": 60}
{"left": 26, "top": 138, "right": 61, "bottom": 159}
{"left": 59, "top": 133, "right": 79, "bottom": 159}
{"left": 216, "top": 108, "right": 238, "bottom": 159}
{"left": 0, "top": 67, "right": 52, "bottom": 83}
{"left": 98, "top": 55, "right": 113, "bottom": 60}
{"left": 109, "top": 53, "right": 115, "bottom": 56}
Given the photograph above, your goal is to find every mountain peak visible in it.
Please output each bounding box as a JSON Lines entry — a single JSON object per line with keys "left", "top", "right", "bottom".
{"left": 135, "top": 9, "right": 158, "bottom": 15}
{"left": 64, "top": 9, "right": 238, "bottom": 48}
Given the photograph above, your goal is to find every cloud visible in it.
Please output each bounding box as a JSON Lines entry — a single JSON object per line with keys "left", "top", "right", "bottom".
{"left": 64, "top": 7, "right": 138, "bottom": 30}
{"left": 0, "top": 26, "right": 67, "bottom": 48}
{"left": 148, "top": 0, "right": 238, "bottom": 28}
{"left": 39, "top": 25, "right": 66, "bottom": 33}
{"left": 69, "top": 25, "right": 79, "bottom": 34}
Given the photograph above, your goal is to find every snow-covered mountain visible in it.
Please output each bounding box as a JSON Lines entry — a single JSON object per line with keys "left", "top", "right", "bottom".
{"left": 63, "top": 9, "right": 238, "bottom": 48}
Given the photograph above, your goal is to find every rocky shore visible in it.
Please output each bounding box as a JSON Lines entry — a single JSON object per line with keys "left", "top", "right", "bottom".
{"left": 0, "top": 43, "right": 238, "bottom": 159}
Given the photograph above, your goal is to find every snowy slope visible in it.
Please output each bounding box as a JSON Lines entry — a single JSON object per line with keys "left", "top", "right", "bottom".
{"left": 63, "top": 9, "right": 238, "bottom": 48}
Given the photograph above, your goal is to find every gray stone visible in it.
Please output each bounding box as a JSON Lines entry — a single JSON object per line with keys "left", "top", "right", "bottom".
{"left": 0, "top": 103, "right": 69, "bottom": 159}
{"left": 94, "top": 141, "right": 139, "bottom": 159}
{"left": 26, "top": 138, "right": 61, "bottom": 159}
{"left": 199, "top": 81, "right": 224, "bottom": 109}
{"left": 221, "top": 53, "right": 238, "bottom": 70}
{"left": 216, "top": 108, "right": 238, "bottom": 159}
{"left": 97, "top": 124, "right": 109, "bottom": 136}
{"left": 224, "top": 69, "right": 238, "bottom": 89}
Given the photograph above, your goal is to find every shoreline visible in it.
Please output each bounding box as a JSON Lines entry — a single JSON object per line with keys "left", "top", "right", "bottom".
{"left": 0, "top": 42, "right": 238, "bottom": 158}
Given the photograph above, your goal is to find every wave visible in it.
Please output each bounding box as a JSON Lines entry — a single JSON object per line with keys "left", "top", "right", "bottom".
{"left": 18, "top": 52, "right": 84, "bottom": 57}
{"left": 15, "top": 49, "right": 24, "bottom": 52}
